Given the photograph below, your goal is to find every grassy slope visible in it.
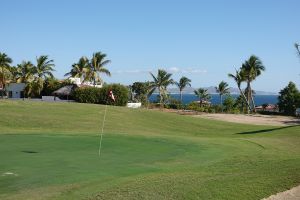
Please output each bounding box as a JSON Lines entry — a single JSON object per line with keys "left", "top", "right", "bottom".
{"left": 0, "top": 100, "right": 299, "bottom": 200}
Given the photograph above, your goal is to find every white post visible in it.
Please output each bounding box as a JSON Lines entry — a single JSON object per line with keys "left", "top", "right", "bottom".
{"left": 98, "top": 104, "right": 108, "bottom": 157}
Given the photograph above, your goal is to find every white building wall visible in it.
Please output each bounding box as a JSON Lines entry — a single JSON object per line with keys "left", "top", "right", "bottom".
{"left": 127, "top": 102, "right": 142, "bottom": 108}
{"left": 6, "top": 83, "right": 26, "bottom": 98}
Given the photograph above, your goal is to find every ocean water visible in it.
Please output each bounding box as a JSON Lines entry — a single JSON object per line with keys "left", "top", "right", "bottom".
{"left": 149, "top": 94, "right": 278, "bottom": 106}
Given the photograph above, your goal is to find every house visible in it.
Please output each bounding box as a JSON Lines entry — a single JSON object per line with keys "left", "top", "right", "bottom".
{"left": 194, "top": 100, "right": 211, "bottom": 106}
{"left": 0, "top": 83, "right": 4, "bottom": 96}
{"left": 256, "top": 104, "right": 278, "bottom": 112}
{"left": 5, "top": 83, "right": 26, "bottom": 98}
{"left": 52, "top": 84, "right": 78, "bottom": 100}
{"left": 69, "top": 77, "right": 102, "bottom": 88}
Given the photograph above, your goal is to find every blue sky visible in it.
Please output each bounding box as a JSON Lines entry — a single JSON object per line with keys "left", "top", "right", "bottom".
{"left": 1, "top": 0, "right": 300, "bottom": 92}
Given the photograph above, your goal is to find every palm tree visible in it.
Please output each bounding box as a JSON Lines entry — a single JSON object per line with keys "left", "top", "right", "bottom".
{"left": 215, "top": 81, "right": 230, "bottom": 112}
{"left": 8, "top": 66, "right": 19, "bottom": 83}
{"left": 240, "top": 55, "right": 265, "bottom": 112}
{"left": 150, "top": 69, "right": 174, "bottom": 108}
{"left": 64, "top": 56, "right": 89, "bottom": 83}
{"left": 16, "top": 61, "right": 35, "bottom": 83}
{"left": 33, "top": 55, "right": 55, "bottom": 96}
{"left": 24, "top": 81, "right": 37, "bottom": 98}
{"left": 194, "top": 88, "right": 210, "bottom": 107}
{"left": 175, "top": 76, "right": 191, "bottom": 102}
{"left": 88, "top": 52, "right": 111, "bottom": 86}
{"left": 0, "top": 53, "right": 13, "bottom": 98}
{"left": 228, "top": 69, "right": 251, "bottom": 112}
{"left": 15, "top": 61, "right": 35, "bottom": 98}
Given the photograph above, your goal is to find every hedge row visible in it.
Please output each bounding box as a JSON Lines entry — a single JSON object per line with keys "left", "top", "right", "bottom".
{"left": 73, "top": 84, "right": 129, "bottom": 106}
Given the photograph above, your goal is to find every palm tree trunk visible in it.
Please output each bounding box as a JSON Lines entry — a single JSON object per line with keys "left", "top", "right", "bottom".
{"left": 238, "top": 86, "right": 251, "bottom": 113}
{"left": 146, "top": 95, "right": 149, "bottom": 109}
{"left": 1, "top": 68, "right": 3, "bottom": 99}
{"left": 246, "top": 81, "right": 251, "bottom": 114}
{"left": 250, "top": 85, "right": 256, "bottom": 113}
{"left": 180, "top": 90, "right": 183, "bottom": 103}
{"left": 220, "top": 95, "right": 223, "bottom": 112}
{"left": 159, "top": 88, "right": 163, "bottom": 109}
{"left": 296, "top": 45, "right": 300, "bottom": 57}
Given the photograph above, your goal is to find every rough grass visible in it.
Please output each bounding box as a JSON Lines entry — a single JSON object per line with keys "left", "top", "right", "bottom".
{"left": 0, "top": 100, "right": 299, "bottom": 200}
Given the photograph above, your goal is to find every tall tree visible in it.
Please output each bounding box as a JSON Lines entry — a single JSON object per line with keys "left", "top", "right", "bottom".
{"left": 88, "top": 52, "right": 111, "bottom": 86}
{"left": 228, "top": 69, "right": 251, "bottom": 112}
{"left": 131, "top": 81, "right": 153, "bottom": 106}
{"left": 215, "top": 81, "right": 230, "bottom": 111}
{"left": 175, "top": 76, "right": 191, "bottom": 102}
{"left": 278, "top": 82, "right": 300, "bottom": 115}
{"left": 240, "top": 55, "right": 265, "bottom": 112}
{"left": 0, "top": 53, "right": 13, "bottom": 97}
{"left": 150, "top": 69, "right": 174, "bottom": 108}
{"left": 194, "top": 88, "right": 210, "bottom": 107}
{"left": 64, "top": 56, "right": 89, "bottom": 82}
{"left": 33, "top": 55, "right": 55, "bottom": 96}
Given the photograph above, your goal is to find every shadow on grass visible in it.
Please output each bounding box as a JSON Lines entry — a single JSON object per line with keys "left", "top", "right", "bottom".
{"left": 21, "top": 150, "right": 38, "bottom": 154}
{"left": 283, "top": 119, "right": 300, "bottom": 125}
{"left": 237, "top": 125, "right": 299, "bottom": 135}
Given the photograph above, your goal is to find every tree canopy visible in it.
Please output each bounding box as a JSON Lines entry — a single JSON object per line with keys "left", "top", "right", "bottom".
{"left": 278, "top": 82, "right": 300, "bottom": 115}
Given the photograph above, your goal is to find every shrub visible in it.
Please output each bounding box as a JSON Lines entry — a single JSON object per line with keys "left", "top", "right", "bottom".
{"left": 73, "top": 84, "right": 129, "bottom": 106}
{"left": 99, "top": 84, "right": 129, "bottom": 106}
{"left": 186, "top": 102, "right": 200, "bottom": 111}
{"left": 210, "top": 105, "right": 222, "bottom": 113}
{"left": 208, "top": 108, "right": 215, "bottom": 113}
{"left": 73, "top": 87, "right": 101, "bottom": 104}
{"left": 166, "top": 98, "right": 184, "bottom": 109}
{"left": 223, "top": 95, "right": 236, "bottom": 113}
{"left": 231, "top": 108, "right": 240, "bottom": 114}
{"left": 186, "top": 102, "right": 209, "bottom": 112}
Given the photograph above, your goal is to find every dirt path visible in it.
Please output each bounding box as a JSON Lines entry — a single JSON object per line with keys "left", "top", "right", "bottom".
{"left": 262, "top": 185, "right": 300, "bottom": 200}
{"left": 150, "top": 108, "right": 300, "bottom": 126}
{"left": 193, "top": 113, "right": 300, "bottom": 126}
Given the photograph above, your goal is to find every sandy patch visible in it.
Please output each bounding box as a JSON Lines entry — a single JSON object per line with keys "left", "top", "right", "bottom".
{"left": 193, "top": 113, "right": 300, "bottom": 126}
{"left": 262, "top": 185, "right": 300, "bottom": 200}
{"left": 149, "top": 108, "right": 300, "bottom": 126}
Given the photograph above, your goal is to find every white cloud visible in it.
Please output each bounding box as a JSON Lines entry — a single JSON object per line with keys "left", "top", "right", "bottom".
{"left": 112, "top": 67, "right": 207, "bottom": 75}
{"left": 167, "top": 67, "right": 180, "bottom": 73}
{"left": 113, "top": 69, "right": 151, "bottom": 74}
{"left": 181, "top": 68, "right": 207, "bottom": 74}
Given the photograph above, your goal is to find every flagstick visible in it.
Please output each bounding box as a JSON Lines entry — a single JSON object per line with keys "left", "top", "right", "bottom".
{"left": 99, "top": 104, "right": 108, "bottom": 157}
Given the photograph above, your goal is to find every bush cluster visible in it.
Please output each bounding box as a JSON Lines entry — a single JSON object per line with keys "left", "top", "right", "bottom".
{"left": 164, "top": 98, "right": 184, "bottom": 109}
{"left": 186, "top": 102, "right": 217, "bottom": 113}
{"left": 73, "top": 87, "right": 100, "bottom": 103}
{"left": 73, "top": 84, "right": 129, "bottom": 106}
{"left": 163, "top": 97, "right": 241, "bottom": 114}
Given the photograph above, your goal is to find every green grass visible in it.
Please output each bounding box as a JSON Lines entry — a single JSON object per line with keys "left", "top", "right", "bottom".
{"left": 0, "top": 100, "right": 299, "bottom": 200}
